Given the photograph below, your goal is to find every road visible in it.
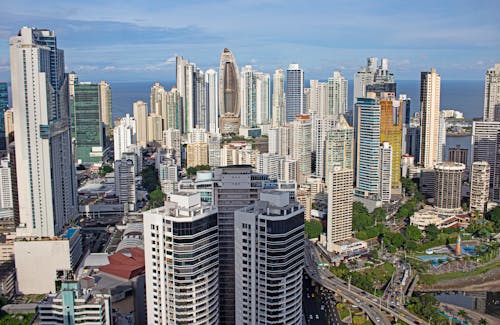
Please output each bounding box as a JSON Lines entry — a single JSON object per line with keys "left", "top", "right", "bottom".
{"left": 304, "top": 239, "right": 427, "bottom": 325}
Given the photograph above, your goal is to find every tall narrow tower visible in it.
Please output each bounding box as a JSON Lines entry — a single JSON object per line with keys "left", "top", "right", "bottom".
{"left": 218, "top": 48, "right": 240, "bottom": 134}
{"left": 285, "top": 64, "right": 304, "bottom": 122}
{"left": 483, "top": 64, "right": 500, "bottom": 122}
{"left": 419, "top": 68, "right": 441, "bottom": 168}
{"left": 10, "top": 27, "right": 77, "bottom": 237}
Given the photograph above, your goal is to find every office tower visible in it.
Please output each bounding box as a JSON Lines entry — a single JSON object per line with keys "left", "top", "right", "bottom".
{"left": 144, "top": 193, "right": 219, "bottom": 324}
{"left": 234, "top": 191, "right": 304, "bottom": 324}
{"left": 327, "top": 167, "right": 353, "bottom": 251}
{"left": 98, "top": 80, "right": 112, "bottom": 142}
{"left": 186, "top": 142, "right": 209, "bottom": 168}
{"left": 314, "top": 116, "right": 337, "bottom": 178}
{"left": 355, "top": 96, "right": 381, "bottom": 198}
{"left": 219, "top": 48, "right": 240, "bottom": 134}
{"left": 255, "top": 71, "right": 270, "bottom": 126}
{"left": 304, "top": 87, "right": 311, "bottom": 114}
{"left": 483, "top": 64, "right": 500, "bottom": 121}
{"left": 0, "top": 82, "right": 7, "bottom": 151}
{"left": 471, "top": 121, "right": 500, "bottom": 202}
{"left": 470, "top": 161, "right": 490, "bottom": 215}
{"left": 309, "top": 80, "right": 328, "bottom": 117}
{"left": 379, "top": 142, "right": 393, "bottom": 203}
{"left": 113, "top": 114, "right": 136, "bottom": 161}
{"left": 285, "top": 64, "right": 304, "bottom": 122}
{"left": 213, "top": 166, "right": 268, "bottom": 324}
{"left": 400, "top": 94, "right": 412, "bottom": 154}
{"left": 150, "top": 82, "right": 165, "bottom": 116}
{"left": 114, "top": 159, "right": 136, "bottom": 211}
{"left": 380, "top": 96, "right": 403, "bottom": 192}
{"left": 419, "top": 68, "right": 441, "bottom": 168}
{"left": 271, "top": 68, "right": 285, "bottom": 127}
{"left": 328, "top": 71, "right": 348, "bottom": 116}
{"left": 448, "top": 145, "right": 468, "bottom": 166}
{"left": 4, "top": 108, "right": 14, "bottom": 147}
{"left": 434, "top": 162, "right": 465, "bottom": 212}
{"left": 162, "top": 128, "right": 181, "bottom": 167}
{"left": 240, "top": 65, "right": 256, "bottom": 128}
{"left": 133, "top": 101, "right": 148, "bottom": 147}
{"left": 147, "top": 113, "right": 162, "bottom": 143}
{"left": 208, "top": 133, "right": 222, "bottom": 167}
{"left": 163, "top": 87, "right": 181, "bottom": 130}
{"left": 353, "top": 57, "right": 395, "bottom": 105}
{"left": 290, "top": 115, "right": 312, "bottom": 184}
{"left": 194, "top": 68, "right": 208, "bottom": 129}
{"left": 72, "top": 80, "right": 104, "bottom": 163}
{"left": 407, "top": 126, "right": 421, "bottom": 162}
{"left": 10, "top": 27, "right": 77, "bottom": 237}
{"left": 353, "top": 65, "right": 374, "bottom": 105}
{"left": 205, "top": 69, "right": 219, "bottom": 133}
{"left": 324, "top": 115, "right": 354, "bottom": 175}
{"left": 0, "top": 159, "right": 12, "bottom": 209}
{"left": 437, "top": 111, "right": 447, "bottom": 163}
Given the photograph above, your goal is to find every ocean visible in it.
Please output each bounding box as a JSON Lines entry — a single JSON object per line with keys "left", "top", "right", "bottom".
{"left": 109, "top": 79, "right": 485, "bottom": 121}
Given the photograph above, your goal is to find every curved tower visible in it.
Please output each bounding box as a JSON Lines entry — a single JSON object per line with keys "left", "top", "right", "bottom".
{"left": 218, "top": 48, "right": 240, "bottom": 134}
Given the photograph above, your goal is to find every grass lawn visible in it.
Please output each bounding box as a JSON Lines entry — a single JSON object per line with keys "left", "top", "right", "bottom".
{"left": 420, "top": 261, "right": 500, "bottom": 285}
{"left": 352, "top": 315, "right": 373, "bottom": 325}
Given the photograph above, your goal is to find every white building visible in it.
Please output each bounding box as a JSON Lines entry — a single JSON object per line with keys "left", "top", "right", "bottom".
{"left": 470, "top": 161, "right": 490, "bottom": 215}
{"left": 205, "top": 69, "right": 219, "bottom": 134}
{"left": 114, "top": 114, "right": 136, "bottom": 162}
{"left": 290, "top": 115, "right": 312, "bottom": 184}
{"left": 0, "top": 159, "right": 12, "bottom": 209}
{"left": 379, "top": 142, "right": 393, "bottom": 203}
{"left": 483, "top": 64, "right": 500, "bottom": 122}
{"left": 309, "top": 80, "right": 328, "bottom": 117}
{"left": 328, "top": 71, "right": 348, "bottom": 116}
{"left": 313, "top": 115, "right": 338, "bottom": 179}
{"left": 234, "top": 191, "right": 304, "bottom": 325}
{"left": 144, "top": 193, "right": 219, "bottom": 324}
{"left": 133, "top": 100, "right": 148, "bottom": 147}
{"left": 327, "top": 167, "right": 353, "bottom": 252}
{"left": 271, "top": 68, "right": 285, "bottom": 128}
{"left": 114, "top": 159, "right": 136, "bottom": 211}
{"left": 10, "top": 27, "right": 77, "bottom": 238}
{"left": 419, "top": 68, "right": 441, "bottom": 168}
{"left": 162, "top": 128, "right": 181, "bottom": 167}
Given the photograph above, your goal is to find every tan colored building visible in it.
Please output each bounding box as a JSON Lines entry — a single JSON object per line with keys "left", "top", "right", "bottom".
{"left": 434, "top": 161, "right": 465, "bottom": 213}
{"left": 470, "top": 161, "right": 490, "bottom": 215}
{"left": 186, "top": 142, "right": 209, "bottom": 168}
{"left": 133, "top": 100, "right": 148, "bottom": 147}
{"left": 380, "top": 96, "right": 403, "bottom": 193}
{"left": 327, "top": 167, "right": 353, "bottom": 252}
{"left": 420, "top": 68, "right": 441, "bottom": 168}
{"left": 147, "top": 113, "right": 162, "bottom": 143}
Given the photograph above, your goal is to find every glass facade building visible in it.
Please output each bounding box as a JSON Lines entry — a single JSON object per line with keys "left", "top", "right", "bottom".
{"left": 0, "top": 82, "right": 8, "bottom": 151}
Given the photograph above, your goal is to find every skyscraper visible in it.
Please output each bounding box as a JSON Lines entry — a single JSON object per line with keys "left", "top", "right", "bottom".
{"left": 240, "top": 65, "right": 256, "bottom": 128}
{"left": 113, "top": 114, "right": 136, "bottom": 161}
{"left": 213, "top": 166, "right": 268, "bottom": 324}
{"left": 327, "top": 167, "right": 353, "bottom": 251}
{"left": 437, "top": 111, "right": 447, "bottom": 163}
{"left": 290, "top": 115, "right": 312, "bottom": 184}
{"left": 98, "top": 80, "right": 112, "bottom": 143}
{"left": 133, "top": 100, "right": 148, "bottom": 147}
{"left": 355, "top": 96, "right": 381, "bottom": 199}
{"left": 309, "top": 80, "right": 328, "bottom": 117}
{"left": 144, "top": 193, "right": 219, "bottom": 324}
{"left": 114, "top": 159, "right": 136, "bottom": 211}
{"left": 218, "top": 48, "right": 240, "bottom": 134}
{"left": 194, "top": 67, "right": 208, "bottom": 129}
{"left": 483, "top": 64, "right": 500, "bottom": 122}
{"left": 255, "top": 71, "right": 270, "bottom": 126}
{"left": 205, "top": 69, "right": 219, "bottom": 134}
{"left": 10, "top": 27, "right": 77, "bottom": 237}
{"left": 163, "top": 88, "right": 181, "bottom": 130}
{"left": 328, "top": 71, "right": 348, "bottom": 116}
{"left": 271, "top": 68, "right": 285, "bottom": 127}
{"left": 150, "top": 82, "right": 165, "bottom": 116}
{"left": 324, "top": 115, "right": 354, "bottom": 175}
{"left": 434, "top": 162, "right": 465, "bottom": 213}
{"left": 379, "top": 142, "right": 393, "bottom": 203}
{"left": 419, "top": 68, "right": 441, "bottom": 168}
{"left": 353, "top": 57, "right": 395, "bottom": 106}
{"left": 470, "top": 161, "right": 490, "bottom": 215}
{"left": 314, "top": 115, "right": 337, "bottom": 178}
{"left": 234, "top": 191, "right": 304, "bottom": 324}
{"left": 285, "top": 64, "right": 304, "bottom": 122}
{"left": 0, "top": 82, "right": 8, "bottom": 151}
{"left": 380, "top": 96, "right": 403, "bottom": 192}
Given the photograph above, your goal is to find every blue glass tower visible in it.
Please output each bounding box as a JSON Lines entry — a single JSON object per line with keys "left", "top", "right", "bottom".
{"left": 0, "top": 82, "right": 8, "bottom": 150}
{"left": 285, "top": 64, "right": 304, "bottom": 122}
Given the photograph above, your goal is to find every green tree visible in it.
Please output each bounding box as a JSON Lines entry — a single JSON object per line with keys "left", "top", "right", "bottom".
{"left": 371, "top": 207, "right": 387, "bottom": 222}
{"left": 352, "top": 202, "right": 374, "bottom": 231}
{"left": 486, "top": 206, "right": 500, "bottom": 232}
{"left": 457, "top": 309, "right": 468, "bottom": 322}
{"left": 391, "top": 233, "right": 405, "bottom": 249}
{"left": 405, "top": 225, "right": 423, "bottom": 241}
{"left": 407, "top": 294, "right": 439, "bottom": 321}
{"left": 304, "top": 220, "right": 323, "bottom": 239}
{"left": 479, "top": 317, "right": 488, "bottom": 325}
{"left": 186, "top": 165, "right": 211, "bottom": 177}
{"left": 424, "top": 224, "right": 440, "bottom": 242}
{"left": 147, "top": 187, "right": 165, "bottom": 209}
{"left": 141, "top": 165, "right": 159, "bottom": 193}
{"left": 405, "top": 240, "right": 417, "bottom": 251}
{"left": 99, "top": 164, "right": 113, "bottom": 176}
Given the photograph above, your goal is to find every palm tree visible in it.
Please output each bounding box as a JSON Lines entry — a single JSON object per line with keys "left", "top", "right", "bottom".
{"left": 457, "top": 309, "right": 468, "bottom": 322}
{"left": 479, "top": 318, "right": 488, "bottom": 325}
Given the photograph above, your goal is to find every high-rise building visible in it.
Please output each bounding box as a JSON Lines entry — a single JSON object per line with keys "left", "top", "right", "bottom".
{"left": 234, "top": 191, "right": 304, "bottom": 324}
{"left": 327, "top": 167, "right": 353, "bottom": 251}
{"left": 10, "top": 27, "right": 77, "bottom": 237}
{"left": 400, "top": 94, "right": 412, "bottom": 155}
{"left": 205, "top": 69, "right": 219, "bottom": 134}
{"left": 147, "top": 113, "right": 162, "bottom": 143}
{"left": 483, "top": 64, "right": 500, "bottom": 122}
{"left": 114, "top": 114, "right": 136, "bottom": 161}
{"left": 71, "top": 80, "right": 104, "bottom": 163}
{"left": 0, "top": 159, "right": 12, "bottom": 209}
{"left": 328, "top": 71, "right": 348, "bottom": 116}
{"left": 285, "top": 64, "right": 304, "bottom": 122}
{"left": 419, "top": 68, "right": 441, "bottom": 168}
{"left": 290, "top": 115, "right": 312, "bottom": 184}
{"left": 4, "top": 108, "right": 14, "bottom": 147}
{"left": 313, "top": 115, "right": 337, "bottom": 178}
{"left": 471, "top": 121, "right": 500, "bottom": 202}
{"left": 255, "top": 71, "right": 270, "bottom": 126}
{"left": 407, "top": 126, "right": 421, "bottom": 162}
{"left": 213, "top": 166, "right": 268, "bottom": 324}
{"left": 324, "top": 115, "right": 354, "bottom": 175}
{"left": 355, "top": 96, "right": 381, "bottom": 199}
{"left": 162, "top": 128, "right": 182, "bottom": 167}
{"left": 219, "top": 48, "right": 240, "bottom": 134}
{"left": 0, "top": 82, "right": 8, "bottom": 151}
{"left": 98, "top": 80, "right": 112, "bottom": 143}
{"left": 309, "top": 80, "right": 328, "bottom": 117}
{"left": 448, "top": 145, "right": 468, "bottom": 166}
{"left": 144, "top": 192, "right": 219, "bottom": 324}
{"left": 240, "top": 65, "right": 256, "bottom": 128}
{"left": 380, "top": 96, "right": 403, "bottom": 192}
{"left": 353, "top": 57, "right": 395, "bottom": 106}
{"left": 194, "top": 67, "right": 208, "bottom": 130}
{"left": 114, "top": 159, "right": 136, "bottom": 211}
{"left": 163, "top": 87, "right": 181, "bottom": 130}
{"left": 379, "top": 142, "right": 393, "bottom": 203}
{"left": 437, "top": 111, "right": 447, "bottom": 163}
{"left": 133, "top": 100, "right": 148, "bottom": 147}
{"left": 150, "top": 82, "right": 165, "bottom": 116}
{"left": 434, "top": 162, "right": 465, "bottom": 213}
{"left": 470, "top": 161, "right": 490, "bottom": 215}
{"left": 208, "top": 133, "right": 222, "bottom": 167}
{"left": 186, "top": 142, "right": 209, "bottom": 168}
{"left": 271, "top": 68, "right": 285, "bottom": 127}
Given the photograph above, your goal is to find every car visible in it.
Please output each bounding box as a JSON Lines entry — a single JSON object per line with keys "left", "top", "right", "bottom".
{"left": 355, "top": 298, "right": 360, "bottom": 303}
{"left": 315, "top": 315, "right": 319, "bottom": 320}
{"left": 309, "top": 315, "right": 313, "bottom": 320}
{"left": 320, "top": 305, "right": 325, "bottom": 311}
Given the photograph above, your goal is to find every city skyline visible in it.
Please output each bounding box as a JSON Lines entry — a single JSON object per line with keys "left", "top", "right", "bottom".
{"left": 1, "top": 1, "right": 499, "bottom": 82}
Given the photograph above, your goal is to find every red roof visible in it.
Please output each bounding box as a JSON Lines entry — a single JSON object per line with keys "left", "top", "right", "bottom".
{"left": 99, "top": 248, "right": 145, "bottom": 279}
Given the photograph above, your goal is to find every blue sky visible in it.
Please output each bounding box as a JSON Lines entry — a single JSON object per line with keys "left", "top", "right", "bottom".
{"left": 0, "top": 0, "right": 499, "bottom": 82}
